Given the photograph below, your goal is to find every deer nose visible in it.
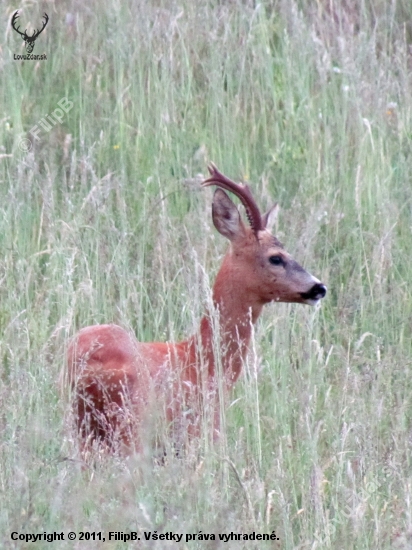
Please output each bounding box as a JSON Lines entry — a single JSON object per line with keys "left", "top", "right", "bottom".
{"left": 308, "top": 283, "right": 327, "bottom": 300}
{"left": 300, "top": 283, "right": 327, "bottom": 304}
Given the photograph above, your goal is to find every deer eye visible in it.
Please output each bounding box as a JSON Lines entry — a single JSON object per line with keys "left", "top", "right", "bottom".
{"left": 269, "top": 255, "right": 284, "bottom": 266}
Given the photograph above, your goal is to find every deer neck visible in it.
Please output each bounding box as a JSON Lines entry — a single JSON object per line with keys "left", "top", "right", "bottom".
{"left": 187, "top": 253, "right": 263, "bottom": 385}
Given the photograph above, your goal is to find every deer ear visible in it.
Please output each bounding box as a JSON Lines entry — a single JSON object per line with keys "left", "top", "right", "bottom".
{"left": 212, "top": 189, "right": 246, "bottom": 241}
{"left": 262, "top": 203, "right": 279, "bottom": 233}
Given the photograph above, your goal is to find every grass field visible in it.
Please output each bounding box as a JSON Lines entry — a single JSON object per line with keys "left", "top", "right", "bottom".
{"left": 1, "top": 0, "right": 412, "bottom": 548}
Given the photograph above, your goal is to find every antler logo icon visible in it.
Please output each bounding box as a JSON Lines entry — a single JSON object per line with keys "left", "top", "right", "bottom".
{"left": 11, "top": 10, "right": 49, "bottom": 54}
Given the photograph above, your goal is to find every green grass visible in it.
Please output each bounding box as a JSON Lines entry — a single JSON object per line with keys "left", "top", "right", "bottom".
{"left": 1, "top": 0, "right": 412, "bottom": 547}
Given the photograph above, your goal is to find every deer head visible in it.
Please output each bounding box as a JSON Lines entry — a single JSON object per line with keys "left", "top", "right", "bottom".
{"left": 202, "top": 163, "right": 327, "bottom": 306}
{"left": 11, "top": 11, "right": 49, "bottom": 54}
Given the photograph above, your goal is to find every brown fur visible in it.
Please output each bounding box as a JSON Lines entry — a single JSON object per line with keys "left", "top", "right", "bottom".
{"left": 67, "top": 167, "right": 326, "bottom": 455}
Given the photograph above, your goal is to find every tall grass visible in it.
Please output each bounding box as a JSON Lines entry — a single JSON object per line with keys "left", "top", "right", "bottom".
{"left": 1, "top": 0, "right": 412, "bottom": 547}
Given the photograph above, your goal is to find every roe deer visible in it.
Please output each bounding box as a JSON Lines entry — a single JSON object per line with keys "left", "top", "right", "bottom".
{"left": 67, "top": 164, "right": 326, "bottom": 455}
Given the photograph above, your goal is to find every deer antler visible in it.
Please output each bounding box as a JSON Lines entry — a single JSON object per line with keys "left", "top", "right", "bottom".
{"left": 202, "top": 163, "right": 263, "bottom": 232}
{"left": 11, "top": 11, "right": 25, "bottom": 38}
{"left": 32, "top": 13, "right": 49, "bottom": 40}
